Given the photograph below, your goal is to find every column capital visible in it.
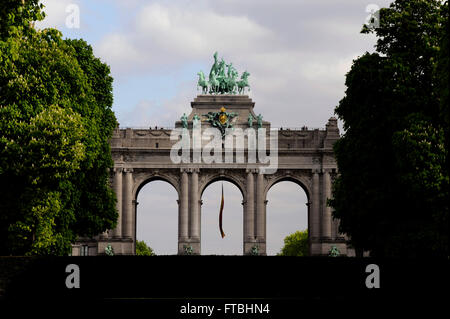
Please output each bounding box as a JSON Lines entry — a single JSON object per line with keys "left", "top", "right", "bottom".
{"left": 187, "top": 167, "right": 200, "bottom": 174}
{"left": 124, "top": 168, "right": 134, "bottom": 173}
{"left": 180, "top": 168, "right": 188, "bottom": 173}
{"left": 113, "top": 167, "right": 123, "bottom": 173}
{"left": 311, "top": 168, "right": 320, "bottom": 174}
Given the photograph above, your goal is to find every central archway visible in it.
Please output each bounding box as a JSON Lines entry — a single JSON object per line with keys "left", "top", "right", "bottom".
{"left": 200, "top": 177, "right": 245, "bottom": 255}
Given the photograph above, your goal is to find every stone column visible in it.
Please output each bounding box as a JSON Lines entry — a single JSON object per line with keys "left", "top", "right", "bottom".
{"left": 179, "top": 169, "right": 189, "bottom": 240}
{"left": 310, "top": 170, "right": 320, "bottom": 240}
{"left": 245, "top": 169, "right": 255, "bottom": 240}
{"left": 263, "top": 199, "right": 268, "bottom": 240}
{"left": 132, "top": 199, "right": 138, "bottom": 252}
{"left": 198, "top": 199, "right": 203, "bottom": 241}
{"left": 190, "top": 168, "right": 200, "bottom": 240}
{"left": 113, "top": 167, "right": 123, "bottom": 238}
{"left": 256, "top": 171, "right": 265, "bottom": 240}
{"left": 122, "top": 168, "right": 133, "bottom": 239}
{"left": 322, "top": 170, "right": 332, "bottom": 239}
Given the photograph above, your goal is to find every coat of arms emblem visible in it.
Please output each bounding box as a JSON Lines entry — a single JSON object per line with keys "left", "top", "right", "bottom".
{"left": 203, "top": 106, "right": 238, "bottom": 138}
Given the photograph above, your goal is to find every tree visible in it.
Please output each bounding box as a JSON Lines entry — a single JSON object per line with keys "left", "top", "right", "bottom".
{"left": 278, "top": 230, "right": 309, "bottom": 256}
{"left": 0, "top": 1, "right": 118, "bottom": 255}
{"left": 136, "top": 240, "right": 156, "bottom": 256}
{"left": 330, "top": 0, "right": 448, "bottom": 257}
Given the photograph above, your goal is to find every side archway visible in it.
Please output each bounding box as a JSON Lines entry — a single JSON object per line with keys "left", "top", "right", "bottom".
{"left": 133, "top": 174, "right": 180, "bottom": 255}
{"left": 264, "top": 174, "right": 311, "bottom": 255}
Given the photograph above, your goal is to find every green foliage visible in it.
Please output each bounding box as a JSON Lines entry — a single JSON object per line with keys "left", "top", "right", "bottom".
{"left": 136, "top": 240, "right": 156, "bottom": 256}
{"left": 0, "top": 0, "right": 45, "bottom": 41}
{"left": 331, "top": 0, "right": 448, "bottom": 257}
{"left": 278, "top": 230, "right": 309, "bottom": 256}
{"left": 0, "top": 1, "right": 118, "bottom": 255}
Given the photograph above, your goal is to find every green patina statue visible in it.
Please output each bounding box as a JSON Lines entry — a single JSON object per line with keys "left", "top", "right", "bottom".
{"left": 248, "top": 113, "right": 254, "bottom": 127}
{"left": 181, "top": 113, "right": 188, "bottom": 128}
{"left": 198, "top": 51, "right": 250, "bottom": 95}
{"left": 209, "top": 70, "right": 220, "bottom": 94}
{"left": 184, "top": 245, "right": 194, "bottom": 255}
{"left": 256, "top": 114, "right": 263, "bottom": 128}
{"left": 250, "top": 245, "right": 259, "bottom": 256}
{"left": 328, "top": 245, "right": 340, "bottom": 257}
{"left": 197, "top": 71, "right": 208, "bottom": 94}
{"left": 105, "top": 244, "right": 114, "bottom": 256}
{"left": 237, "top": 71, "right": 250, "bottom": 94}
{"left": 209, "top": 51, "right": 220, "bottom": 79}
{"left": 192, "top": 114, "right": 200, "bottom": 127}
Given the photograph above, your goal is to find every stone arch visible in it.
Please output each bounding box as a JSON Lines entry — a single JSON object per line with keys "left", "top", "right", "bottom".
{"left": 199, "top": 173, "right": 246, "bottom": 201}
{"left": 133, "top": 173, "right": 180, "bottom": 201}
{"left": 263, "top": 173, "right": 311, "bottom": 202}
{"left": 264, "top": 173, "right": 312, "bottom": 255}
{"left": 199, "top": 172, "right": 246, "bottom": 255}
{"left": 133, "top": 173, "right": 180, "bottom": 255}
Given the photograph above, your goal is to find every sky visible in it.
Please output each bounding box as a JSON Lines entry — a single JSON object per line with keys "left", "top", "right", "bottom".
{"left": 36, "top": 0, "right": 392, "bottom": 255}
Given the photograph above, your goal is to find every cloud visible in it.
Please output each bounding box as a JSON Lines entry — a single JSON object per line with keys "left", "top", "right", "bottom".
{"left": 96, "top": 33, "right": 145, "bottom": 67}
{"left": 92, "top": 0, "right": 392, "bottom": 128}
{"left": 95, "top": 2, "right": 274, "bottom": 75}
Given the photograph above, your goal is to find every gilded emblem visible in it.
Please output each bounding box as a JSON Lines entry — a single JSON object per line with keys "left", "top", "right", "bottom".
{"left": 219, "top": 113, "right": 227, "bottom": 124}
{"left": 203, "top": 106, "right": 238, "bottom": 138}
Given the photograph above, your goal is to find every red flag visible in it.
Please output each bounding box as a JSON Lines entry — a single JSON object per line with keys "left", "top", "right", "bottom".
{"left": 219, "top": 183, "right": 225, "bottom": 238}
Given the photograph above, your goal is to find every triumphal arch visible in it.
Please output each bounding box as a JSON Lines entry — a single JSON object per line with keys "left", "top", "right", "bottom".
{"left": 72, "top": 53, "right": 350, "bottom": 256}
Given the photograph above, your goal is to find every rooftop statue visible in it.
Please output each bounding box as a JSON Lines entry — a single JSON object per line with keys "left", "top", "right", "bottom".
{"left": 209, "top": 70, "right": 220, "bottom": 94}
{"left": 198, "top": 52, "right": 250, "bottom": 95}
{"left": 180, "top": 113, "right": 188, "bottom": 128}
{"left": 256, "top": 114, "right": 263, "bottom": 128}
{"left": 248, "top": 113, "right": 254, "bottom": 127}
{"left": 197, "top": 71, "right": 208, "bottom": 94}
{"left": 237, "top": 71, "right": 250, "bottom": 94}
{"left": 192, "top": 114, "right": 201, "bottom": 128}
